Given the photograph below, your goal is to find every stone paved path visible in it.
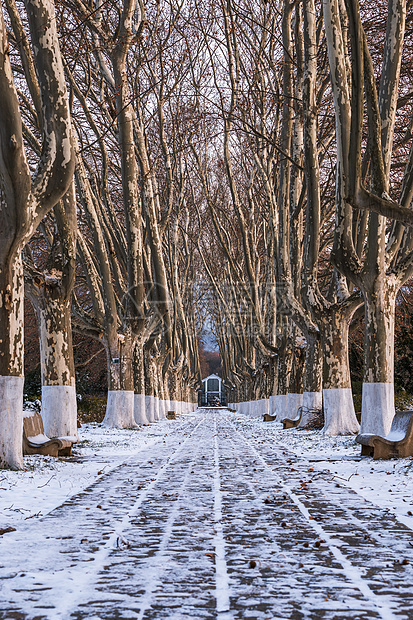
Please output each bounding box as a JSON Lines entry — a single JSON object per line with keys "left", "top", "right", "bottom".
{"left": 1, "top": 410, "right": 413, "bottom": 619}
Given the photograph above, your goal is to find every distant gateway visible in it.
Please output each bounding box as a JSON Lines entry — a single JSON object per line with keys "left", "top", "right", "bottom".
{"left": 199, "top": 374, "right": 227, "bottom": 407}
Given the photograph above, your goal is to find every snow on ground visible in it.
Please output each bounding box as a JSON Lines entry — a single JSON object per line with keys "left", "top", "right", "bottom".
{"left": 2, "top": 409, "right": 413, "bottom": 619}
{"left": 232, "top": 413, "right": 413, "bottom": 532}
{"left": 0, "top": 416, "right": 175, "bottom": 529}
{"left": 2, "top": 409, "right": 413, "bottom": 536}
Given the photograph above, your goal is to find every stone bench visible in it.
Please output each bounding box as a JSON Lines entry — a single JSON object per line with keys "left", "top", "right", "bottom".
{"left": 356, "top": 410, "right": 413, "bottom": 459}
{"left": 23, "top": 411, "right": 74, "bottom": 457}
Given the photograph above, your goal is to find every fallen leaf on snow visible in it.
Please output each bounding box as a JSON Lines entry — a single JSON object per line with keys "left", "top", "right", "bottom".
{"left": 0, "top": 527, "right": 16, "bottom": 536}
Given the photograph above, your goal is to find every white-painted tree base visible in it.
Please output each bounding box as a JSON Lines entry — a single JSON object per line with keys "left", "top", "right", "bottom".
{"left": 145, "top": 395, "right": 155, "bottom": 423}
{"left": 0, "top": 376, "right": 24, "bottom": 470}
{"left": 102, "top": 391, "right": 136, "bottom": 428}
{"left": 360, "top": 382, "right": 395, "bottom": 436}
{"left": 158, "top": 400, "right": 166, "bottom": 420}
{"left": 300, "top": 392, "right": 323, "bottom": 427}
{"left": 169, "top": 400, "right": 180, "bottom": 415}
{"left": 287, "top": 393, "right": 303, "bottom": 421}
{"left": 275, "top": 394, "right": 288, "bottom": 422}
{"left": 248, "top": 399, "right": 268, "bottom": 417}
{"left": 153, "top": 397, "right": 160, "bottom": 421}
{"left": 41, "top": 385, "right": 78, "bottom": 439}
{"left": 249, "top": 401, "right": 260, "bottom": 417}
{"left": 134, "top": 394, "right": 149, "bottom": 425}
{"left": 269, "top": 395, "right": 276, "bottom": 416}
{"left": 323, "top": 388, "right": 360, "bottom": 435}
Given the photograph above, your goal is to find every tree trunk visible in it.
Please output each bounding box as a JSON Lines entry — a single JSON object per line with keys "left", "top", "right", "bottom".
{"left": 103, "top": 333, "right": 136, "bottom": 428}
{"left": 320, "top": 311, "right": 360, "bottom": 435}
{"left": 0, "top": 0, "right": 74, "bottom": 468}
{"left": 151, "top": 359, "right": 160, "bottom": 421}
{"left": 134, "top": 341, "right": 149, "bottom": 425}
{"left": 287, "top": 346, "right": 305, "bottom": 420}
{"left": 300, "top": 332, "right": 323, "bottom": 426}
{"left": 0, "top": 256, "right": 24, "bottom": 470}
{"left": 268, "top": 355, "right": 278, "bottom": 415}
{"left": 168, "top": 370, "right": 180, "bottom": 416}
{"left": 36, "top": 294, "right": 77, "bottom": 438}
{"left": 144, "top": 350, "right": 156, "bottom": 422}
{"left": 361, "top": 276, "right": 398, "bottom": 435}
{"left": 276, "top": 327, "right": 293, "bottom": 421}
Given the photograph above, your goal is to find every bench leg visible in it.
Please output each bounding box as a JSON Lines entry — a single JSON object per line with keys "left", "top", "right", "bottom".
{"left": 360, "top": 445, "right": 374, "bottom": 457}
{"left": 58, "top": 447, "right": 72, "bottom": 457}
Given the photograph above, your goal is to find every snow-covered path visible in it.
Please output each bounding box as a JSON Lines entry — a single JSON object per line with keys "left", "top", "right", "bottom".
{"left": 1, "top": 410, "right": 413, "bottom": 619}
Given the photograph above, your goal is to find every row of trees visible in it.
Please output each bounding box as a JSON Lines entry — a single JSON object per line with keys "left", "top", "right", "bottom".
{"left": 0, "top": 0, "right": 204, "bottom": 469}
{"left": 196, "top": 0, "right": 413, "bottom": 436}
{"left": 1, "top": 0, "right": 413, "bottom": 467}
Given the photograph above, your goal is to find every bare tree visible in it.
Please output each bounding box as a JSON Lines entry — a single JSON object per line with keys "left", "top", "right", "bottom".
{"left": 324, "top": 0, "right": 413, "bottom": 434}
{"left": 0, "top": 0, "right": 74, "bottom": 468}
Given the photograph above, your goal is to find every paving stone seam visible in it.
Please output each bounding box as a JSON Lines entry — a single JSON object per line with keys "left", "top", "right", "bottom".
{"left": 226, "top": 415, "right": 402, "bottom": 620}
{"left": 264, "top": 430, "right": 413, "bottom": 537}
{"left": 122, "top": 434, "right": 205, "bottom": 620}
{"left": 27, "top": 415, "right": 208, "bottom": 620}
{"left": 212, "top": 416, "right": 232, "bottom": 618}
{"left": 231, "top": 420, "right": 413, "bottom": 551}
